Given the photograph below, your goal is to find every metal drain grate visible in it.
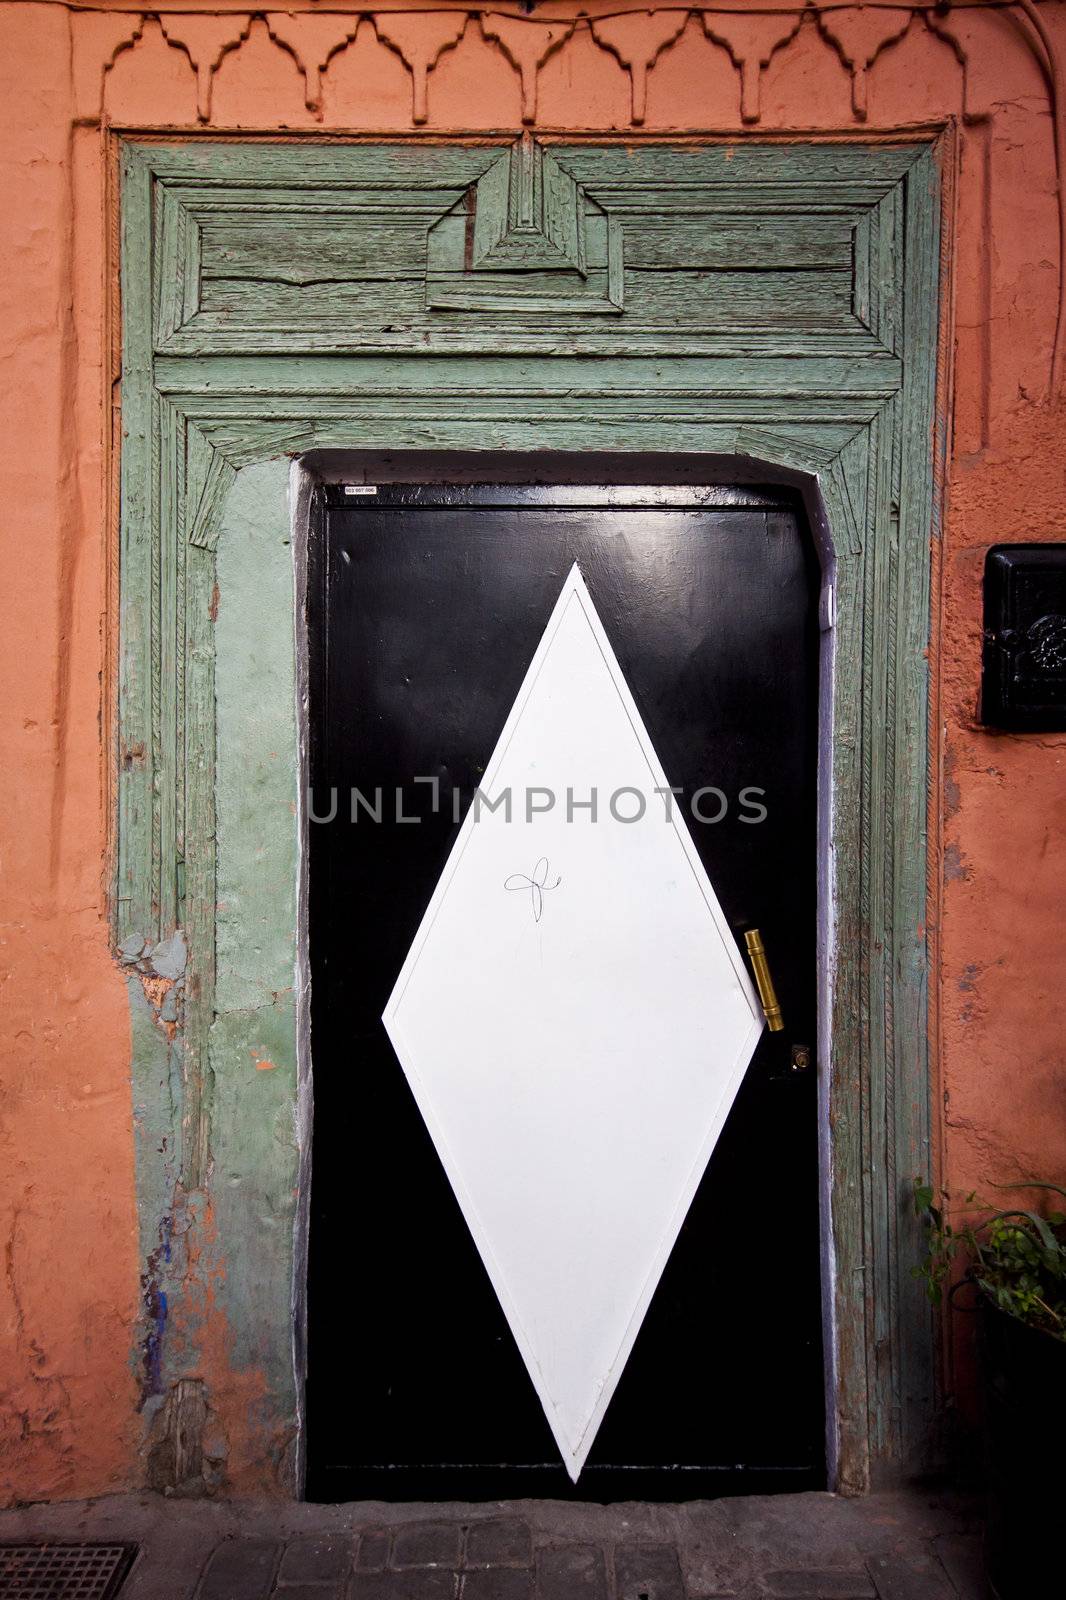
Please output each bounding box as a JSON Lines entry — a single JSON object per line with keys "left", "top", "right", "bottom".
{"left": 0, "top": 1543, "right": 137, "bottom": 1599}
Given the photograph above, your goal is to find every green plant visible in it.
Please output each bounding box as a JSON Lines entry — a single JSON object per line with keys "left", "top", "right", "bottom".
{"left": 913, "top": 1179, "right": 1066, "bottom": 1341}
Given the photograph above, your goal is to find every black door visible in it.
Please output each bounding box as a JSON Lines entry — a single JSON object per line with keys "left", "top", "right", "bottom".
{"left": 306, "top": 484, "right": 824, "bottom": 1501}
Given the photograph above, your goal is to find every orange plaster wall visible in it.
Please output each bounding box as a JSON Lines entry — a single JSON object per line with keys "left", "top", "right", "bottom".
{"left": 0, "top": 2, "right": 141, "bottom": 1504}
{"left": 1, "top": 0, "right": 1064, "bottom": 1502}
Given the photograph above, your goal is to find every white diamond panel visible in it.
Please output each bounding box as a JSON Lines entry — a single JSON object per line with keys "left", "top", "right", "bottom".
{"left": 383, "top": 565, "right": 763, "bottom": 1478}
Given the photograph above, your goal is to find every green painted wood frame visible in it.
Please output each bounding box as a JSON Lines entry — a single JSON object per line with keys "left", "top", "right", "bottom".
{"left": 116, "top": 134, "right": 946, "bottom": 1494}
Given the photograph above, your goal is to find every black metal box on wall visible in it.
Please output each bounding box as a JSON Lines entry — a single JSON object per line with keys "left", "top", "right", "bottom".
{"left": 983, "top": 545, "right": 1066, "bottom": 731}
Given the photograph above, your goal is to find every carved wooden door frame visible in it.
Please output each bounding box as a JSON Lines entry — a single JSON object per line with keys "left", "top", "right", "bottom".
{"left": 115, "top": 132, "right": 948, "bottom": 1493}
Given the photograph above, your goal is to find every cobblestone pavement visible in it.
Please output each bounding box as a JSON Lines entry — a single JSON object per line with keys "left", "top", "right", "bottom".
{"left": 0, "top": 1489, "right": 986, "bottom": 1600}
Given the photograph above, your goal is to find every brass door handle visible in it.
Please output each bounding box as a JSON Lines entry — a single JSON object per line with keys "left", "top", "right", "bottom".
{"left": 743, "top": 928, "right": 784, "bottom": 1032}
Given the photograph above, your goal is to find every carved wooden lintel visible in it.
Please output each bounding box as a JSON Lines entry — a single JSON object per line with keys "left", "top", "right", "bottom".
{"left": 426, "top": 134, "right": 623, "bottom": 314}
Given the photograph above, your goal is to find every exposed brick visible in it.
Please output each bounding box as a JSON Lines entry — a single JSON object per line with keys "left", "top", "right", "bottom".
{"left": 392, "top": 1523, "right": 463, "bottom": 1570}
{"left": 459, "top": 1570, "right": 533, "bottom": 1600}
{"left": 535, "top": 1546, "right": 608, "bottom": 1600}
{"left": 464, "top": 1520, "right": 532, "bottom": 1569}
{"left": 614, "top": 1543, "right": 685, "bottom": 1600}
{"left": 277, "top": 1533, "right": 353, "bottom": 1585}
{"left": 197, "top": 1537, "right": 280, "bottom": 1600}
{"left": 356, "top": 1531, "right": 391, "bottom": 1572}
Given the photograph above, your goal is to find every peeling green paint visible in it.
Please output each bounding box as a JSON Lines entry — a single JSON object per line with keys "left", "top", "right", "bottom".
{"left": 124, "top": 460, "right": 301, "bottom": 1480}
{"left": 211, "top": 459, "right": 300, "bottom": 1424}
{"left": 214, "top": 462, "right": 300, "bottom": 1017}
{"left": 209, "top": 1005, "right": 298, "bottom": 1392}
{"left": 126, "top": 974, "right": 182, "bottom": 1408}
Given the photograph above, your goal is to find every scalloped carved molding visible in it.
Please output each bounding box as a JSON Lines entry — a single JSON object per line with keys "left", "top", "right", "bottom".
{"left": 263, "top": 12, "right": 362, "bottom": 112}
{"left": 158, "top": 14, "right": 254, "bottom": 120}
{"left": 589, "top": 13, "right": 689, "bottom": 125}
{"left": 78, "top": 3, "right": 1057, "bottom": 137}
{"left": 702, "top": 9, "right": 804, "bottom": 125}
{"left": 373, "top": 11, "right": 469, "bottom": 123}
{"left": 479, "top": 13, "right": 577, "bottom": 123}
{"left": 816, "top": 6, "right": 915, "bottom": 121}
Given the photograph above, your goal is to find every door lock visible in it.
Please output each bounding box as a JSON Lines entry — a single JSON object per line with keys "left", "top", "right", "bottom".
{"left": 743, "top": 928, "right": 784, "bottom": 1032}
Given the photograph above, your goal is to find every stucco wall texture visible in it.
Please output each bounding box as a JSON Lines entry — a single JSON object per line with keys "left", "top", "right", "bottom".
{"left": 1, "top": 0, "right": 1064, "bottom": 1505}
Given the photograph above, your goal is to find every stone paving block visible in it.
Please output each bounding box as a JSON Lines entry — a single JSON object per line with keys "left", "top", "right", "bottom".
{"left": 459, "top": 1569, "right": 533, "bottom": 1600}
{"left": 278, "top": 1533, "right": 354, "bottom": 1585}
{"left": 762, "top": 1572, "right": 875, "bottom": 1598}
{"left": 356, "top": 1532, "right": 391, "bottom": 1571}
{"left": 393, "top": 1523, "right": 464, "bottom": 1570}
{"left": 931, "top": 1533, "right": 987, "bottom": 1600}
{"left": 275, "top": 1589, "right": 346, "bottom": 1600}
{"left": 614, "top": 1543, "right": 685, "bottom": 1600}
{"left": 866, "top": 1553, "right": 957, "bottom": 1600}
{"left": 197, "top": 1536, "right": 281, "bottom": 1600}
{"left": 535, "top": 1545, "right": 608, "bottom": 1600}
{"left": 349, "top": 1571, "right": 458, "bottom": 1600}
{"left": 464, "top": 1519, "right": 532, "bottom": 1569}
{"left": 347, "top": 1577, "right": 391, "bottom": 1600}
